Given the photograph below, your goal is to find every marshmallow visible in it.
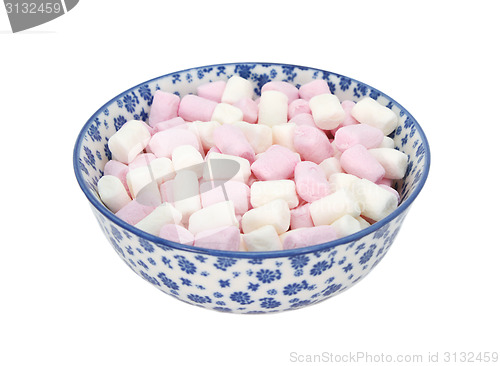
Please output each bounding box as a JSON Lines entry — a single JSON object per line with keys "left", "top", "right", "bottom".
{"left": 334, "top": 124, "right": 384, "bottom": 152}
{"left": 203, "top": 152, "right": 251, "bottom": 183}
{"left": 309, "top": 93, "right": 345, "bottom": 130}
{"left": 309, "top": 189, "right": 361, "bottom": 226}
{"left": 250, "top": 145, "right": 300, "bottom": 181}
{"left": 272, "top": 123, "right": 296, "bottom": 152}
{"left": 282, "top": 225, "right": 337, "bottom": 250}
{"left": 211, "top": 103, "right": 244, "bottom": 125}
{"left": 213, "top": 124, "right": 255, "bottom": 162}
{"left": 148, "top": 91, "right": 180, "bottom": 127}
{"left": 115, "top": 199, "right": 155, "bottom": 225}
{"left": 126, "top": 157, "right": 175, "bottom": 198}
{"left": 329, "top": 173, "right": 361, "bottom": 193}
{"left": 221, "top": 75, "right": 254, "bottom": 104}
{"left": 319, "top": 157, "right": 343, "bottom": 178}
{"left": 356, "top": 216, "right": 371, "bottom": 229}
{"left": 178, "top": 94, "right": 218, "bottom": 122}
{"left": 97, "top": 175, "right": 132, "bottom": 213}
{"left": 379, "top": 184, "right": 401, "bottom": 203}
{"left": 353, "top": 178, "right": 398, "bottom": 221}
{"left": 340, "top": 144, "right": 386, "bottom": 182}
{"left": 250, "top": 180, "right": 299, "bottom": 209}
{"left": 159, "top": 224, "right": 194, "bottom": 245}
{"left": 188, "top": 201, "right": 238, "bottom": 235}
{"left": 173, "top": 170, "right": 201, "bottom": 223}
{"left": 103, "top": 160, "right": 129, "bottom": 191}
{"left": 148, "top": 128, "right": 200, "bottom": 159}
{"left": 339, "top": 100, "right": 359, "bottom": 127}
{"left": 171, "top": 145, "right": 204, "bottom": 176}
{"left": 379, "top": 136, "right": 395, "bottom": 148}
{"left": 294, "top": 124, "right": 334, "bottom": 164}
{"left": 288, "top": 99, "right": 311, "bottom": 119}
{"left": 135, "top": 202, "right": 183, "bottom": 236}
{"left": 241, "top": 199, "right": 290, "bottom": 234}
{"left": 108, "top": 120, "right": 151, "bottom": 164}
{"left": 290, "top": 203, "right": 314, "bottom": 230}
{"left": 289, "top": 113, "right": 316, "bottom": 128}
{"left": 261, "top": 81, "right": 299, "bottom": 103}
{"left": 194, "top": 226, "right": 240, "bottom": 251}
{"left": 351, "top": 97, "right": 398, "bottom": 135}
{"left": 368, "top": 148, "right": 408, "bottom": 179}
{"left": 243, "top": 225, "right": 283, "bottom": 252}
{"left": 294, "top": 161, "right": 330, "bottom": 202}
{"left": 232, "top": 98, "right": 258, "bottom": 123}
{"left": 200, "top": 180, "right": 250, "bottom": 215}
{"left": 128, "top": 153, "right": 157, "bottom": 170}
{"left": 232, "top": 121, "right": 272, "bottom": 154}
{"left": 330, "top": 215, "right": 362, "bottom": 238}
{"left": 258, "top": 90, "right": 288, "bottom": 127}
{"left": 196, "top": 80, "right": 226, "bottom": 102}
{"left": 152, "top": 117, "right": 185, "bottom": 133}
{"left": 298, "top": 79, "right": 331, "bottom": 101}
{"left": 189, "top": 121, "right": 221, "bottom": 151}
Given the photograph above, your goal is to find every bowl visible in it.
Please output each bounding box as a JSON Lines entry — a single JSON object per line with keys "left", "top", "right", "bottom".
{"left": 73, "top": 62, "right": 430, "bottom": 314}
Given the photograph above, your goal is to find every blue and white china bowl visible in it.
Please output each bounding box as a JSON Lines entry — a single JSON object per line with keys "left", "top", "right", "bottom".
{"left": 74, "top": 63, "right": 430, "bottom": 314}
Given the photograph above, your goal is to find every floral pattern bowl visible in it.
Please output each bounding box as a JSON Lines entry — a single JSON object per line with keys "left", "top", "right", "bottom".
{"left": 73, "top": 62, "right": 430, "bottom": 314}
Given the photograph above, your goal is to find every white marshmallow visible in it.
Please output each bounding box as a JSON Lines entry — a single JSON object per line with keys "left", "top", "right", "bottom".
{"left": 126, "top": 158, "right": 175, "bottom": 198}
{"left": 232, "top": 121, "right": 272, "bottom": 154}
{"left": 172, "top": 145, "right": 204, "bottom": 177}
{"left": 108, "top": 120, "right": 151, "bottom": 163}
{"left": 250, "top": 180, "right": 299, "bottom": 209}
{"left": 353, "top": 178, "right": 398, "bottom": 221}
{"left": 203, "top": 152, "right": 251, "bottom": 183}
{"left": 211, "top": 103, "right": 244, "bottom": 124}
{"left": 351, "top": 97, "right": 398, "bottom": 135}
{"left": 368, "top": 148, "right": 408, "bottom": 179}
{"left": 272, "top": 123, "right": 297, "bottom": 152}
{"left": 241, "top": 199, "right": 290, "bottom": 234}
{"left": 355, "top": 216, "right": 371, "bottom": 229}
{"left": 243, "top": 225, "right": 283, "bottom": 252}
{"left": 258, "top": 90, "right": 288, "bottom": 127}
{"left": 135, "top": 202, "right": 182, "bottom": 236}
{"left": 97, "top": 175, "right": 131, "bottom": 213}
{"left": 173, "top": 170, "right": 201, "bottom": 223}
{"left": 319, "top": 157, "right": 343, "bottom": 178}
{"left": 221, "top": 75, "right": 254, "bottom": 104}
{"left": 309, "top": 189, "right": 361, "bottom": 226}
{"left": 330, "top": 215, "right": 362, "bottom": 238}
{"left": 189, "top": 121, "right": 221, "bottom": 151}
{"left": 379, "top": 136, "right": 395, "bottom": 148}
{"left": 188, "top": 201, "right": 238, "bottom": 235}
{"left": 309, "top": 93, "right": 345, "bottom": 130}
{"left": 328, "top": 173, "right": 361, "bottom": 193}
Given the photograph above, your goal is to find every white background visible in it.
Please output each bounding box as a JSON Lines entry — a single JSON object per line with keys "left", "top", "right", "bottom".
{"left": 1, "top": 1, "right": 499, "bottom": 365}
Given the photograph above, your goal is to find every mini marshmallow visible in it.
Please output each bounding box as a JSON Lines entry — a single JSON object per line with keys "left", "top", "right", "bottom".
{"left": 194, "top": 226, "right": 240, "bottom": 251}
{"left": 319, "top": 157, "right": 343, "bottom": 178}
{"left": 103, "top": 160, "right": 129, "bottom": 191}
{"left": 368, "top": 148, "right": 408, "bottom": 179}
{"left": 340, "top": 144, "right": 386, "bottom": 182}
{"left": 241, "top": 199, "right": 290, "bottom": 234}
{"left": 261, "top": 81, "right": 299, "bottom": 103}
{"left": 148, "top": 91, "right": 180, "bottom": 127}
{"left": 171, "top": 145, "right": 204, "bottom": 176}
{"left": 159, "top": 224, "right": 194, "bottom": 245}
{"left": 188, "top": 201, "right": 238, "bottom": 235}
{"left": 213, "top": 124, "right": 255, "bottom": 162}
{"left": 203, "top": 152, "right": 251, "bottom": 183}
{"left": 309, "top": 189, "right": 361, "bottom": 226}
{"left": 250, "top": 180, "right": 299, "bottom": 209}
{"left": 298, "top": 79, "right": 331, "bottom": 101}
{"left": 189, "top": 121, "right": 221, "bottom": 151}
{"left": 243, "top": 225, "right": 283, "bottom": 252}
{"left": 290, "top": 203, "right": 314, "bottom": 230}
{"left": 309, "top": 93, "right": 345, "bottom": 130}
{"left": 351, "top": 97, "right": 398, "bottom": 135}
{"left": 250, "top": 145, "right": 300, "bottom": 181}
{"left": 97, "top": 175, "right": 132, "bottom": 213}
{"left": 339, "top": 100, "right": 359, "bottom": 127}
{"left": 330, "top": 215, "right": 362, "bottom": 238}
{"left": 288, "top": 99, "right": 311, "bottom": 119}
{"left": 126, "top": 157, "right": 175, "bottom": 198}
{"left": 152, "top": 117, "right": 185, "bottom": 133}
{"left": 148, "top": 128, "right": 200, "bottom": 159}
{"left": 159, "top": 179, "right": 175, "bottom": 203}
{"left": 115, "top": 199, "right": 155, "bottom": 225}
{"left": 173, "top": 170, "right": 201, "bottom": 223}
{"left": 108, "top": 120, "right": 151, "bottom": 164}
{"left": 232, "top": 121, "right": 272, "bottom": 154}
{"left": 334, "top": 124, "right": 384, "bottom": 152}
{"left": 329, "top": 173, "right": 361, "bottom": 193}
{"left": 178, "top": 94, "right": 218, "bottom": 122}
{"left": 258, "top": 90, "right": 288, "bottom": 127}
{"left": 200, "top": 180, "right": 250, "bottom": 215}
{"left": 272, "top": 123, "right": 296, "bottom": 152}
{"left": 282, "top": 225, "right": 337, "bottom": 250}
{"left": 379, "top": 136, "right": 395, "bottom": 148}
{"left": 221, "top": 75, "right": 254, "bottom": 104}
{"left": 353, "top": 178, "right": 398, "bottom": 221}
{"left": 294, "top": 125, "right": 334, "bottom": 164}
{"left": 232, "top": 98, "right": 258, "bottom": 124}
{"left": 379, "top": 184, "right": 401, "bottom": 203}
{"left": 289, "top": 113, "right": 316, "bottom": 128}
{"left": 128, "top": 153, "right": 156, "bottom": 170}
{"left": 294, "top": 161, "right": 330, "bottom": 203}
{"left": 135, "top": 202, "right": 183, "bottom": 236}
{"left": 197, "top": 80, "right": 226, "bottom": 102}
{"left": 211, "top": 103, "right": 244, "bottom": 125}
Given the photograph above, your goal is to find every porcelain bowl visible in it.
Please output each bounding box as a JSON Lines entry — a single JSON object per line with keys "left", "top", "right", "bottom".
{"left": 73, "top": 62, "right": 430, "bottom": 314}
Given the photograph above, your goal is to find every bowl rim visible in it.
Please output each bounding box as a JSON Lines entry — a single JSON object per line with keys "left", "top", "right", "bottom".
{"left": 73, "top": 61, "right": 431, "bottom": 259}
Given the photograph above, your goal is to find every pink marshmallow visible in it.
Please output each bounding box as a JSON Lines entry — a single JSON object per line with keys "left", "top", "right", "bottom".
{"left": 288, "top": 99, "right": 311, "bottom": 119}
{"left": 251, "top": 145, "right": 300, "bottom": 181}
{"left": 283, "top": 225, "right": 337, "bottom": 250}
{"left": 152, "top": 117, "right": 186, "bottom": 133}
{"left": 159, "top": 180, "right": 175, "bottom": 203}
{"left": 289, "top": 112, "right": 316, "bottom": 128}
{"left": 213, "top": 124, "right": 255, "bottom": 163}
{"left": 377, "top": 177, "right": 393, "bottom": 186}
{"left": 340, "top": 144, "right": 386, "bottom": 182}
{"left": 205, "top": 146, "right": 222, "bottom": 157}
{"left": 232, "top": 97, "right": 258, "bottom": 123}
{"left": 178, "top": 94, "right": 218, "bottom": 122}
{"left": 340, "top": 100, "right": 358, "bottom": 126}
{"left": 115, "top": 199, "right": 155, "bottom": 225}
{"left": 148, "top": 91, "right": 180, "bottom": 127}
{"left": 334, "top": 124, "right": 384, "bottom": 152}
{"left": 294, "top": 161, "right": 330, "bottom": 202}
{"left": 141, "top": 121, "right": 154, "bottom": 135}
{"left": 148, "top": 129, "right": 200, "bottom": 158}
{"left": 294, "top": 125, "right": 334, "bottom": 164}
{"left": 194, "top": 226, "right": 241, "bottom": 251}
{"left": 128, "top": 153, "right": 157, "bottom": 170}
{"left": 159, "top": 224, "right": 195, "bottom": 245}
{"left": 290, "top": 203, "right": 314, "bottom": 230}
{"left": 196, "top": 80, "right": 226, "bottom": 102}
{"left": 200, "top": 180, "right": 250, "bottom": 215}
{"left": 104, "top": 160, "right": 129, "bottom": 191}
{"left": 298, "top": 79, "right": 331, "bottom": 101}
{"left": 261, "top": 81, "right": 299, "bottom": 103}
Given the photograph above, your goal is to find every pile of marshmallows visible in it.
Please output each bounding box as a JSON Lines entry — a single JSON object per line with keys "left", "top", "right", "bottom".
{"left": 97, "top": 75, "right": 408, "bottom": 251}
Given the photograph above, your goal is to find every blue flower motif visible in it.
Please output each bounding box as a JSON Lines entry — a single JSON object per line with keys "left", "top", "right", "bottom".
{"left": 175, "top": 256, "right": 197, "bottom": 274}
{"left": 247, "top": 282, "right": 260, "bottom": 291}
{"left": 140, "top": 271, "right": 160, "bottom": 286}
{"left": 342, "top": 263, "right": 353, "bottom": 273}
{"left": 147, "top": 257, "right": 156, "bottom": 266}
{"left": 125, "top": 246, "right": 134, "bottom": 255}
{"left": 103, "top": 140, "right": 112, "bottom": 161}
{"left": 213, "top": 292, "right": 223, "bottom": 298}
{"left": 138, "top": 84, "right": 153, "bottom": 106}
{"left": 256, "top": 269, "right": 281, "bottom": 283}
{"left": 139, "top": 237, "right": 155, "bottom": 253}
{"left": 83, "top": 146, "right": 96, "bottom": 170}
{"left": 180, "top": 277, "right": 192, "bottom": 286}
{"left": 157, "top": 273, "right": 179, "bottom": 290}
{"left": 327, "top": 81, "right": 336, "bottom": 94}
{"left": 123, "top": 94, "right": 137, "bottom": 113}
{"left": 78, "top": 158, "right": 89, "bottom": 175}
{"left": 230, "top": 291, "right": 254, "bottom": 305}
{"left": 113, "top": 115, "right": 127, "bottom": 131}
{"left": 111, "top": 225, "right": 123, "bottom": 242}
{"left": 339, "top": 76, "right": 351, "bottom": 91}
{"left": 290, "top": 300, "right": 312, "bottom": 308}
{"left": 359, "top": 244, "right": 377, "bottom": 265}
{"left": 369, "top": 90, "right": 380, "bottom": 100}
{"left": 248, "top": 259, "right": 263, "bottom": 265}
{"left": 87, "top": 121, "right": 102, "bottom": 142}
{"left": 187, "top": 294, "right": 212, "bottom": 304}
{"left": 195, "top": 255, "right": 207, "bottom": 263}
{"left": 172, "top": 74, "right": 181, "bottom": 84}
{"left": 219, "top": 279, "right": 230, "bottom": 288}
{"left": 235, "top": 64, "right": 254, "bottom": 79}
{"left": 289, "top": 255, "right": 310, "bottom": 270}
{"left": 137, "top": 260, "right": 149, "bottom": 270}
{"left": 214, "top": 257, "right": 237, "bottom": 271}
{"left": 267, "top": 289, "right": 277, "bottom": 295}
{"left": 283, "top": 283, "right": 303, "bottom": 296}
{"left": 322, "top": 283, "right": 342, "bottom": 297}
{"left": 109, "top": 238, "right": 124, "bottom": 257}
{"left": 310, "top": 260, "right": 331, "bottom": 276}
{"left": 161, "top": 256, "right": 173, "bottom": 269}
{"left": 259, "top": 297, "right": 281, "bottom": 309}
